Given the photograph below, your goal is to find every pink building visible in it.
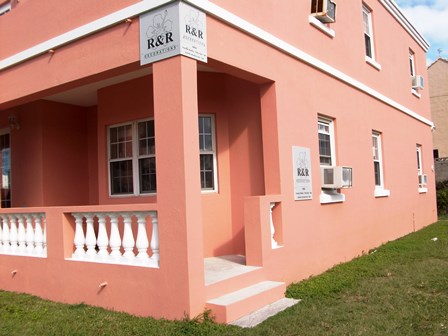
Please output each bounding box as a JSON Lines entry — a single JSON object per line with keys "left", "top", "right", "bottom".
{"left": 0, "top": 0, "right": 437, "bottom": 324}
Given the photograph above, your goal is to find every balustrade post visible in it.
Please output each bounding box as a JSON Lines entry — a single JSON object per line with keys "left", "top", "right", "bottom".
{"left": 72, "top": 213, "right": 86, "bottom": 257}
{"left": 135, "top": 212, "right": 149, "bottom": 260}
{"left": 109, "top": 213, "right": 122, "bottom": 258}
{"left": 96, "top": 213, "right": 109, "bottom": 258}
{"left": 43, "top": 217, "right": 47, "bottom": 255}
{"left": 2, "top": 215, "right": 10, "bottom": 253}
{"left": 85, "top": 213, "right": 97, "bottom": 258}
{"left": 122, "top": 213, "right": 135, "bottom": 259}
{"left": 270, "top": 202, "right": 280, "bottom": 249}
{"left": 8, "top": 215, "right": 18, "bottom": 253}
{"left": 0, "top": 216, "right": 3, "bottom": 252}
{"left": 25, "top": 214, "right": 35, "bottom": 254}
{"left": 17, "top": 215, "right": 26, "bottom": 254}
{"left": 150, "top": 212, "right": 160, "bottom": 264}
{"left": 34, "top": 214, "right": 44, "bottom": 255}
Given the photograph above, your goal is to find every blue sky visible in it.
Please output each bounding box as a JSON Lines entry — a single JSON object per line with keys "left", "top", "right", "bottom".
{"left": 395, "top": 0, "right": 448, "bottom": 65}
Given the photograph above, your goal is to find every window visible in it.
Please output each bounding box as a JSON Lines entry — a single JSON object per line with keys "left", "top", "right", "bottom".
{"left": 198, "top": 115, "right": 217, "bottom": 191}
{"left": 108, "top": 119, "right": 156, "bottom": 196}
{"left": 0, "top": 1, "right": 11, "bottom": 16}
{"left": 372, "top": 132, "right": 389, "bottom": 197}
{"left": 362, "top": 4, "right": 377, "bottom": 61}
{"left": 434, "top": 149, "right": 439, "bottom": 160}
{"left": 318, "top": 116, "right": 345, "bottom": 203}
{"left": 0, "top": 131, "right": 11, "bottom": 208}
{"left": 416, "top": 144, "right": 427, "bottom": 193}
{"left": 409, "top": 50, "right": 416, "bottom": 78}
{"left": 318, "top": 117, "right": 335, "bottom": 166}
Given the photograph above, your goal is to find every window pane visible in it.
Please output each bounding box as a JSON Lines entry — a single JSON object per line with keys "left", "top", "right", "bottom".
{"left": 138, "top": 120, "right": 155, "bottom": 156}
{"left": 318, "top": 131, "right": 332, "bottom": 166}
{"left": 110, "top": 143, "right": 118, "bottom": 160}
{"left": 365, "top": 35, "right": 372, "bottom": 58}
{"left": 110, "top": 160, "right": 133, "bottom": 194}
{"left": 374, "top": 161, "right": 381, "bottom": 186}
{"left": 200, "top": 154, "right": 214, "bottom": 189}
{"left": 139, "top": 157, "right": 157, "bottom": 193}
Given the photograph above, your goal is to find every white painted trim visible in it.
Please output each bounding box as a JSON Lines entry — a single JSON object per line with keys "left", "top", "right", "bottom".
{"left": 0, "top": 0, "right": 175, "bottom": 70}
{"left": 418, "top": 187, "right": 428, "bottom": 194}
{"left": 308, "top": 15, "right": 335, "bottom": 38}
{"left": 412, "top": 89, "right": 421, "bottom": 99}
{"left": 320, "top": 190, "right": 345, "bottom": 204}
{"left": 379, "top": 0, "right": 430, "bottom": 52}
{"left": 374, "top": 188, "right": 390, "bottom": 197}
{"left": 0, "top": 0, "right": 434, "bottom": 128}
{"left": 365, "top": 56, "right": 382, "bottom": 71}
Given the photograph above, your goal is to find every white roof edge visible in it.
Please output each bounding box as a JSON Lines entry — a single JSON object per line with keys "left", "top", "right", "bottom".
{"left": 379, "top": 0, "right": 430, "bottom": 52}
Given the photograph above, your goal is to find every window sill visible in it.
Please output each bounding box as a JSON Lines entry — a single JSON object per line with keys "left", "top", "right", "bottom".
{"left": 320, "top": 190, "right": 345, "bottom": 204}
{"left": 412, "top": 89, "right": 421, "bottom": 98}
{"left": 374, "top": 188, "right": 390, "bottom": 197}
{"left": 308, "top": 15, "right": 335, "bottom": 38}
{"left": 418, "top": 187, "right": 428, "bottom": 194}
{"left": 365, "top": 56, "right": 382, "bottom": 71}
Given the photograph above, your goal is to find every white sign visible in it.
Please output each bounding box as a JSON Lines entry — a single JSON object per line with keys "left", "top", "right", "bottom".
{"left": 292, "top": 146, "right": 313, "bottom": 201}
{"left": 140, "top": 1, "right": 207, "bottom": 65}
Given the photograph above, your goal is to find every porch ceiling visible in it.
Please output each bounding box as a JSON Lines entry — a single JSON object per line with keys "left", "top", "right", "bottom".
{"left": 43, "top": 64, "right": 217, "bottom": 107}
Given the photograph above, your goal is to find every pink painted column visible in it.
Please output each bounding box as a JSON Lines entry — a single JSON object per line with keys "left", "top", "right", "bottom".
{"left": 152, "top": 56, "right": 205, "bottom": 318}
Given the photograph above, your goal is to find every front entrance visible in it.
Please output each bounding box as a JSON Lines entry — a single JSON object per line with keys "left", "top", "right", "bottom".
{"left": 0, "top": 131, "right": 11, "bottom": 208}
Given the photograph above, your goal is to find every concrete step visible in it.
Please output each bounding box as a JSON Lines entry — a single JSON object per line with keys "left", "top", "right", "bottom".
{"left": 206, "top": 280, "right": 286, "bottom": 324}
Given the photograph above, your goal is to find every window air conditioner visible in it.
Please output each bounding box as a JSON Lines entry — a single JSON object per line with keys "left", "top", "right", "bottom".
{"left": 412, "top": 75, "right": 424, "bottom": 90}
{"left": 311, "top": 0, "right": 336, "bottom": 23}
{"left": 321, "top": 166, "right": 352, "bottom": 189}
{"left": 418, "top": 174, "right": 427, "bottom": 187}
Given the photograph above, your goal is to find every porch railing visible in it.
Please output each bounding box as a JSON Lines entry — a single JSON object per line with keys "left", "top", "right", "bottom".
{"left": 70, "top": 211, "right": 159, "bottom": 268}
{"left": 0, "top": 213, "right": 47, "bottom": 258}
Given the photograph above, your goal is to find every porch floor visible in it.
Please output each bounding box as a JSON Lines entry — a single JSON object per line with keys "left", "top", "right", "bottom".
{"left": 204, "top": 255, "right": 261, "bottom": 286}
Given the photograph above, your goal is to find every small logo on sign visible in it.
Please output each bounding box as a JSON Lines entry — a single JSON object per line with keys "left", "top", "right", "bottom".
{"left": 146, "top": 10, "right": 174, "bottom": 49}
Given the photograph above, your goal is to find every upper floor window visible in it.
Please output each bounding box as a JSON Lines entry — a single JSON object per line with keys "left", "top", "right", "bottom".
{"left": 362, "top": 4, "right": 375, "bottom": 60}
{"left": 409, "top": 50, "right": 416, "bottom": 78}
{"left": 0, "top": 1, "right": 11, "bottom": 16}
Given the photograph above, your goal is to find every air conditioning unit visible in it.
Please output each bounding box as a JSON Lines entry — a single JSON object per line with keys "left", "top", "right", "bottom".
{"left": 311, "top": 0, "right": 336, "bottom": 23}
{"left": 418, "top": 174, "right": 427, "bottom": 187}
{"left": 321, "top": 166, "right": 352, "bottom": 189}
{"left": 412, "top": 75, "right": 424, "bottom": 90}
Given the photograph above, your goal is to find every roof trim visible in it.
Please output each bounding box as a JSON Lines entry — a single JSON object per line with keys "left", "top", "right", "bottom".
{"left": 379, "top": 0, "right": 430, "bottom": 52}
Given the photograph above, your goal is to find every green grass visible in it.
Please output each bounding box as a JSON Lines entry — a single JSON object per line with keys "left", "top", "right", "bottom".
{"left": 1, "top": 221, "right": 448, "bottom": 335}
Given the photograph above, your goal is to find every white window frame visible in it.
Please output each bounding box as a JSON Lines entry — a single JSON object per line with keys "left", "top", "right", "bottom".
{"left": 372, "top": 131, "right": 390, "bottom": 197}
{"left": 416, "top": 144, "right": 427, "bottom": 193}
{"left": 0, "top": 1, "right": 11, "bottom": 16}
{"left": 199, "top": 114, "right": 218, "bottom": 193}
{"left": 363, "top": 4, "right": 381, "bottom": 69}
{"left": 409, "top": 49, "right": 421, "bottom": 97}
{"left": 318, "top": 116, "right": 345, "bottom": 204}
{"left": 108, "top": 118, "right": 156, "bottom": 197}
{"left": 318, "top": 117, "right": 336, "bottom": 167}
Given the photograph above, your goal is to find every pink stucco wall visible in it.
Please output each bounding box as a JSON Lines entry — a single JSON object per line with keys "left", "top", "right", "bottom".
{"left": 0, "top": 0, "right": 437, "bottom": 321}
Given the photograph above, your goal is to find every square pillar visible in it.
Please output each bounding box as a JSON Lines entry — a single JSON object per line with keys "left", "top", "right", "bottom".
{"left": 153, "top": 56, "right": 205, "bottom": 318}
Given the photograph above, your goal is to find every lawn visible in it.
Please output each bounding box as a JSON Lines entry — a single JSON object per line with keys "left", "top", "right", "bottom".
{"left": 1, "top": 220, "right": 447, "bottom": 336}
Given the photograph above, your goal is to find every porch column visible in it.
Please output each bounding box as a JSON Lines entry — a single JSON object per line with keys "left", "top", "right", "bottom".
{"left": 153, "top": 56, "right": 205, "bottom": 318}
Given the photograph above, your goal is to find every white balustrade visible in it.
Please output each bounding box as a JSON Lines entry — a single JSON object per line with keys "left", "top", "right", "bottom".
{"left": 0, "top": 213, "right": 47, "bottom": 258}
{"left": 70, "top": 211, "right": 159, "bottom": 268}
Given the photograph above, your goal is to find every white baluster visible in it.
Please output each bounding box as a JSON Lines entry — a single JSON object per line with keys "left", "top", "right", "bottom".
{"left": 72, "top": 213, "right": 86, "bottom": 258}
{"left": 135, "top": 212, "right": 149, "bottom": 260}
{"left": 270, "top": 203, "right": 280, "bottom": 249}
{"left": 17, "top": 215, "right": 27, "bottom": 254}
{"left": 122, "top": 213, "right": 135, "bottom": 259}
{"left": 85, "top": 213, "right": 97, "bottom": 258}
{"left": 0, "top": 215, "right": 3, "bottom": 253}
{"left": 8, "top": 215, "right": 18, "bottom": 254}
{"left": 2, "top": 215, "right": 10, "bottom": 253}
{"left": 150, "top": 212, "right": 160, "bottom": 265}
{"left": 109, "top": 213, "right": 122, "bottom": 259}
{"left": 43, "top": 216, "right": 47, "bottom": 256}
{"left": 25, "top": 214, "right": 35, "bottom": 254}
{"left": 34, "top": 214, "right": 44, "bottom": 255}
{"left": 96, "top": 213, "right": 109, "bottom": 259}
